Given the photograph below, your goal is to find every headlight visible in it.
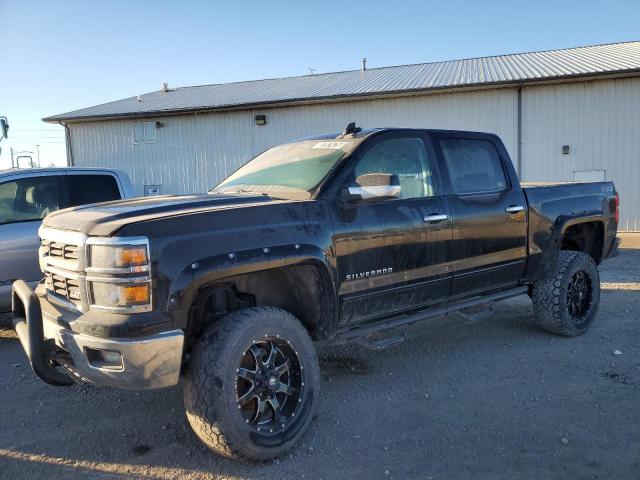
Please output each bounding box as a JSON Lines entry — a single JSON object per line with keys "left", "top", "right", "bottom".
{"left": 85, "top": 237, "right": 152, "bottom": 312}
{"left": 90, "top": 280, "right": 151, "bottom": 310}
{"left": 88, "top": 241, "right": 149, "bottom": 273}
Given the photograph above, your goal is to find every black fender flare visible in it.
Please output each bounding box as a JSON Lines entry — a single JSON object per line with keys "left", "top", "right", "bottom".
{"left": 168, "top": 243, "right": 338, "bottom": 337}
{"left": 545, "top": 214, "right": 606, "bottom": 274}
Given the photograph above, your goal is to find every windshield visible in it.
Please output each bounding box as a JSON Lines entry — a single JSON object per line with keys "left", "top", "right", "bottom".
{"left": 212, "top": 140, "right": 357, "bottom": 200}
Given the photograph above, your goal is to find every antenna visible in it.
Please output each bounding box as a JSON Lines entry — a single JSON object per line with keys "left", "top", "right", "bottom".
{"left": 343, "top": 122, "right": 362, "bottom": 135}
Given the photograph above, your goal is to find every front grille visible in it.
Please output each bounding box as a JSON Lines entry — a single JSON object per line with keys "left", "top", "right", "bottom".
{"left": 44, "top": 271, "right": 82, "bottom": 308}
{"left": 42, "top": 240, "right": 79, "bottom": 261}
{"left": 40, "top": 229, "right": 86, "bottom": 311}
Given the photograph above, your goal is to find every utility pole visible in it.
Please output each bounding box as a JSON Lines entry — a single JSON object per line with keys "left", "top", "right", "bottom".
{"left": 35, "top": 144, "right": 40, "bottom": 167}
{"left": 10, "top": 147, "right": 14, "bottom": 168}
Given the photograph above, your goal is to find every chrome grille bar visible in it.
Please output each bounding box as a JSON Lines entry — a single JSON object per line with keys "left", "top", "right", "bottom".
{"left": 39, "top": 227, "right": 88, "bottom": 312}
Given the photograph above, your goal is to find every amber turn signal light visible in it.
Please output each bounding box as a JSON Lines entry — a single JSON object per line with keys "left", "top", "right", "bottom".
{"left": 116, "top": 246, "right": 148, "bottom": 267}
{"left": 120, "top": 284, "right": 150, "bottom": 305}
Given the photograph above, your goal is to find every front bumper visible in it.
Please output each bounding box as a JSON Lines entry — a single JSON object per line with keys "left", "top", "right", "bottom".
{"left": 12, "top": 280, "right": 184, "bottom": 390}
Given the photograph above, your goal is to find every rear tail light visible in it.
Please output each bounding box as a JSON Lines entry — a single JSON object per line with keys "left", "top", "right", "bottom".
{"left": 614, "top": 192, "right": 620, "bottom": 224}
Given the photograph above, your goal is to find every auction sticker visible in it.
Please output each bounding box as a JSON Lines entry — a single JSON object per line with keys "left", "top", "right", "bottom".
{"left": 312, "top": 141, "right": 352, "bottom": 150}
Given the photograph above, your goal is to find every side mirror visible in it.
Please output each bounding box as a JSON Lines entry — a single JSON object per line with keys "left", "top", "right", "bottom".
{"left": 345, "top": 173, "right": 401, "bottom": 202}
{"left": 0, "top": 117, "right": 8, "bottom": 141}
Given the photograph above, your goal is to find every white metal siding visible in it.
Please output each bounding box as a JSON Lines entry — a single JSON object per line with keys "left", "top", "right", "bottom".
{"left": 69, "top": 88, "right": 517, "bottom": 196}
{"left": 521, "top": 77, "right": 640, "bottom": 230}
{"left": 69, "top": 76, "right": 640, "bottom": 229}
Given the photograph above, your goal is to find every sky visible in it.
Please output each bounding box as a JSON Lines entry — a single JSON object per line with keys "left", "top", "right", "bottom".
{"left": 0, "top": 0, "right": 638, "bottom": 169}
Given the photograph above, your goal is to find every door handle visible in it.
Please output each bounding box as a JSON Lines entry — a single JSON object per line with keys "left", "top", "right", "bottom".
{"left": 505, "top": 205, "right": 525, "bottom": 213}
{"left": 424, "top": 213, "right": 448, "bottom": 223}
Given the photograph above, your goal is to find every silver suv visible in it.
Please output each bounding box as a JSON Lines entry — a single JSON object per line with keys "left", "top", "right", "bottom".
{"left": 0, "top": 168, "right": 133, "bottom": 311}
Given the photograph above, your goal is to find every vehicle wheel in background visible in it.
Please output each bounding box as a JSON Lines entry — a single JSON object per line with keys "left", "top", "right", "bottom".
{"left": 531, "top": 250, "right": 600, "bottom": 337}
{"left": 183, "top": 307, "right": 320, "bottom": 461}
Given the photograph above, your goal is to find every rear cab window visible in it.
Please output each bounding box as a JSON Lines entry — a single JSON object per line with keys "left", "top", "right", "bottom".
{"left": 66, "top": 174, "right": 122, "bottom": 207}
{"left": 437, "top": 138, "right": 507, "bottom": 195}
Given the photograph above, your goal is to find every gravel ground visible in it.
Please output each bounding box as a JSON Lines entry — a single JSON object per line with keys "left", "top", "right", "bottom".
{"left": 1, "top": 236, "right": 639, "bottom": 479}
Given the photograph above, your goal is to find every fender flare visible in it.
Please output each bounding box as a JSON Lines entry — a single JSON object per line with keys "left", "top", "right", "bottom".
{"left": 545, "top": 214, "right": 606, "bottom": 274}
{"left": 168, "top": 243, "right": 338, "bottom": 337}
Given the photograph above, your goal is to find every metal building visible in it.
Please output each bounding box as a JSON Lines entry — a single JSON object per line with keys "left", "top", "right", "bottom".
{"left": 45, "top": 41, "right": 640, "bottom": 230}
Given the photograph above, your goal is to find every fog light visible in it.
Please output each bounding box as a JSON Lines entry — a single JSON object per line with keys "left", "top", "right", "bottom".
{"left": 85, "top": 347, "right": 123, "bottom": 370}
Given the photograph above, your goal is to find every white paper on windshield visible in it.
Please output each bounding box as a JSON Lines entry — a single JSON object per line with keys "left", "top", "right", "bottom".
{"left": 312, "top": 141, "right": 352, "bottom": 150}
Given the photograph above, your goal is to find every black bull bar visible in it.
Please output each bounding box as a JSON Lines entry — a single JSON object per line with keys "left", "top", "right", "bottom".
{"left": 11, "top": 280, "right": 75, "bottom": 386}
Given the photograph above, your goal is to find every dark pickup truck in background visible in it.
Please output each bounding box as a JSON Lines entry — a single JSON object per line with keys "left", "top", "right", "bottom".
{"left": 12, "top": 124, "right": 619, "bottom": 461}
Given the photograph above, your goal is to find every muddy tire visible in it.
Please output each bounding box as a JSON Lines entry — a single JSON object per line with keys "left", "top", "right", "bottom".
{"left": 182, "top": 307, "right": 320, "bottom": 461}
{"left": 531, "top": 250, "right": 600, "bottom": 337}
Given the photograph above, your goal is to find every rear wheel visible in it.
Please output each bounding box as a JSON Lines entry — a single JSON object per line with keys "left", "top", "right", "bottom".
{"left": 183, "top": 307, "right": 319, "bottom": 461}
{"left": 531, "top": 250, "right": 600, "bottom": 337}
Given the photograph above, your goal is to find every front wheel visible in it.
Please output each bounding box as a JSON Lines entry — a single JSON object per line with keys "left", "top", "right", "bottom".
{"left": 182, "top": 307, "right": 320, "bottom": 461}
{"left": 531, "top": 250, "right": 600, "bottom": 337}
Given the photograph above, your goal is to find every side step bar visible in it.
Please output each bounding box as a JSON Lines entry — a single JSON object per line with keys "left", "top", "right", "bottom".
{"left": 330, "top": 286, "right": 528, "bottom": 346}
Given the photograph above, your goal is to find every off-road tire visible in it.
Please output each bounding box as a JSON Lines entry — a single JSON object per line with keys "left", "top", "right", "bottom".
{"left": 182, "top": 307, "right": 320, "bottom": 461}
{"left": 531, "top": 250, "right": 600, "bottom": 337}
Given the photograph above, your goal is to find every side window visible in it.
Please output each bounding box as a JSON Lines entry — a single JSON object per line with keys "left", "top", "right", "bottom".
{"left": 133, "top": 122, "right": 157, "bottom": 144}
{"left": 353, "top": 137, "right": 436, "bottom": 199}
{"left": 438, "top": 138, "right": 507, "bottom": 194}
{"left": 0, "top": 176, "right": 61, "bottom": 225}
{"left": 67, "top": 175, "right": 121, "bottom": 207}
{"left": 0, "top": 181, "right": 18, "bottom": 223}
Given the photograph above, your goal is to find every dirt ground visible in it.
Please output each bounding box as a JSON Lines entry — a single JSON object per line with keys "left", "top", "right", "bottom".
{"left": 1, "top": 235, "right": 639, "bottom": 479}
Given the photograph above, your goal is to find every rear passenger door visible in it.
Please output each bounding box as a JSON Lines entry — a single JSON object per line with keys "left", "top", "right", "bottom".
{"left": 432, "top": 133, "right": 527, "bottom": 297}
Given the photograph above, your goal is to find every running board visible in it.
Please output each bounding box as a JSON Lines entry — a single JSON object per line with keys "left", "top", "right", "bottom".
{"left": 330, "top": 286, "right": 528, "bottom": 346}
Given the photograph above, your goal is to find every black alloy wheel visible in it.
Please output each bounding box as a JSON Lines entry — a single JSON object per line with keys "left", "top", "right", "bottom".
{"left": 566, "top": 269, "right": 593, "bottom": 325}
{"left": 236, "top": 337, "right": 304, "bottom": 433}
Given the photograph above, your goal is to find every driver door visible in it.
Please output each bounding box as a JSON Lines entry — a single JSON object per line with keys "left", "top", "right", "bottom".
{"left": 330, "top": 132, "right": 453, "bottom": 325}
{"left": 0, "top": 173, "right": 63, "bottom": 311}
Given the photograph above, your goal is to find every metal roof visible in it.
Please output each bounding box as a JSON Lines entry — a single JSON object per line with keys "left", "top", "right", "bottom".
{"left": 44, "top": 41, "right": 640, "bottom": 123}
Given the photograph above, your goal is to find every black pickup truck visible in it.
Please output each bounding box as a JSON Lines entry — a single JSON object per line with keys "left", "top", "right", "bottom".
{"left": 12, "top": 124, "right": 619, "bottom": 461}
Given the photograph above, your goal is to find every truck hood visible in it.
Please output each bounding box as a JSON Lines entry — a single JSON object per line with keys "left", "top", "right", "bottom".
{"left": 43, "top": 193, "right": 282, "bottom": 236}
